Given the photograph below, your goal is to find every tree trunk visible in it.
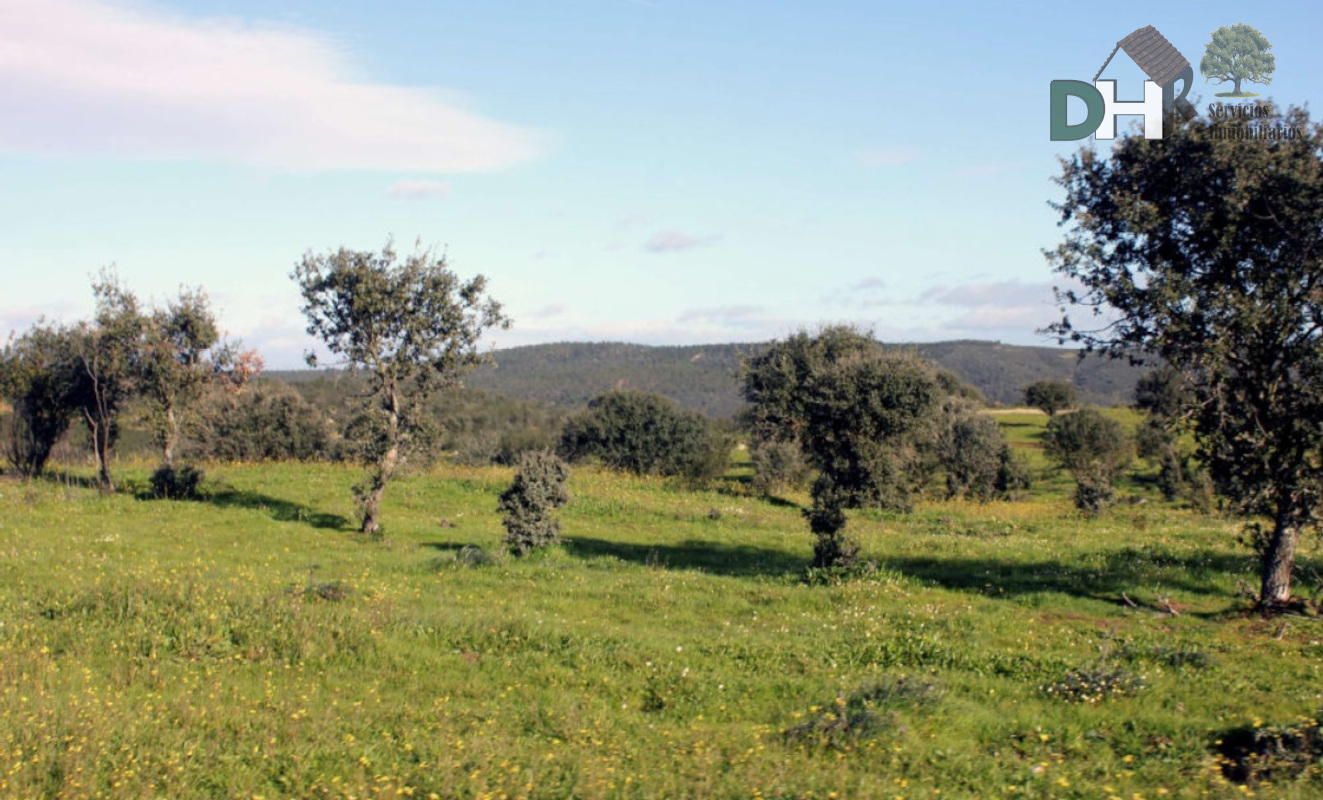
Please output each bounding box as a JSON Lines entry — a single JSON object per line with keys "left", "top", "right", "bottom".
{"left": 163, "top": 405, "right": 177, "bottom": 468}
{"left": 85, "top": 409, "right": 114, "bottom": 494}
{"left": 359, "top": 443, "right": 398, "bottom": 536}
{"left": 1259, "top": 516, "right": 1299, "bottom": 609}
{"left": 359, "top": 388, "right": 401, "bottom": 537}
{"left": 1234, "top": 76, "right": 1243, "bottom": 94}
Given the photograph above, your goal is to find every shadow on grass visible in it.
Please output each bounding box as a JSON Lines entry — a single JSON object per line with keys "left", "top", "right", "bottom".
{"left": 38, "top": 470, "right": 103, "bottom": 490}
{"left": 205, "top": 488, "right": 350, "bottom": 530}
{"left": 564, "top": 536, "right": 805, "bottom": 578}
{"left": 883, "top": 547, "right": 1269, "bottom": 606}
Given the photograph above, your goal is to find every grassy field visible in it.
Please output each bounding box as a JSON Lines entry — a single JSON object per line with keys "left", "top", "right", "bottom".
{"left": 2, "top": 414, "right": 1321, "bottom": 798}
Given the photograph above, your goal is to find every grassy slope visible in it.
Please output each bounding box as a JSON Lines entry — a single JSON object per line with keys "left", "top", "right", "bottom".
{"left": 1, "top": 416, "right": 1320, "bottom": 798}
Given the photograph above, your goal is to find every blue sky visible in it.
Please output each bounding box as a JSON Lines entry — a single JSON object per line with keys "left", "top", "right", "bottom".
{"left": 1, "top": 0, "right": 1318, "bottom": 367}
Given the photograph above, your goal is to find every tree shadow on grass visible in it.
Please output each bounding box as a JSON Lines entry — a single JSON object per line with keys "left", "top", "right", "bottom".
{"left": 564, "top": 536, "right": 805, "bottom": 579}
{"left": 205, "top": 488, "right": 350, "bottom": 530}
{"left": 38, "top": 470, "right": 103, "bottom": 490}
{"left": 882, "top": 547, "right": 1273, "bottom": 609}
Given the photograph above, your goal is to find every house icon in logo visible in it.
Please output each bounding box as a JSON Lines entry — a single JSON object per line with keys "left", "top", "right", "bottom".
{"left": 1093, "top": 26, "right": 1197, "bottom": 135}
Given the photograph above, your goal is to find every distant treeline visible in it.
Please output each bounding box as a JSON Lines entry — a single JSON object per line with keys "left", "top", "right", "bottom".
{"left": 273, "top": 339, "right": 1145, "bottom": 419}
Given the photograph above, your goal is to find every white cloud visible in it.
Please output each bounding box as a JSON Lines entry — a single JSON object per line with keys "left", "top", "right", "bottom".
{"left": 0, "top": 0, "right": 546, "bottom": 172}
{"left": 387, "top": 179, "right": 450, "bottom": 198}
{"left": 643, "top": 230, "right": 722, "bottom": 254}
{"left": 855, "top": 147, "right": 921, "bottom": 167}
{"left": 922, "top": 280, "right": 1055, "bottom": 307}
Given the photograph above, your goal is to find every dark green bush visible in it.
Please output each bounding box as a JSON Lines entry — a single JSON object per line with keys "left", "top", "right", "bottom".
{"left": 1044, "top": 408, "right": 1132, "bottom": 514}
{"left": 190, "top": 382, "right": 333, "bottom": 462}
{"left": 559, "top": 390, "right": 729, "bottom": 480}
{"left": 499, "top": 451, "right": 571, "bottom": 556}
{"left": 148, "top": 465, "right": 205, "bottom": 500}
{"left": 939, "top": 411, "right": 1006, "bottom": 501}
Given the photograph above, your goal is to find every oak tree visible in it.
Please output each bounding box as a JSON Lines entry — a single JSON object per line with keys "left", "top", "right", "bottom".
{"left": 1046, "top": 105, "right": 1322, "bottom": 608}
{"left": 293, "top": 242, "right": 509, "bottom": 535}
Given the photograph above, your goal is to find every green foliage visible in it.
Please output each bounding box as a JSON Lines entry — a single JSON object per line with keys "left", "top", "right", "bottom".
{"left": 147, "top": 464, "right": 205, "bottom": 500}
{"left": 190, "top": 381, "right": 334, "bottom": 462}
{"left": 799, "top": 346, "right": 942, "bottom": 514}
{"left": 1047, "top": 104, "right": 1323, "bottom": 605}
{"left": 938, "top": 408, "right": 1010, "bottom": 501}
{"left": 1200, "top": 21, "right": 1275, "bottom": 95}
{"left": 136, "top": 287, "right": 253, "bottom": 469}
{"left": 559, "top": 390, "right": 730, "bottom": 480}
{"left": 1043, "top": 409, "right": 1132, "bottom": 514}
{"left": 68, "top": 271, "right": 147, "bottom": 491}
{"left": 994, "top": 446, "right": 1033, "bottom": 499}
{"left": 499, "top": 450, "right": 571, "bottom": 556}
{"left": 292, "top": 241, "right": 509, "bottom": 535}
{"left": 740, "top": 325, "right": 878, "bottom": 446}
{"left": 749, "top": 438, "right": 811, "bottom": 495}
{"left": 0, "top": 323, "right": 79, "bottom": 478}
{"left": 745, "top": 328, "right": 943, "bottom": 566}
{"left": 1023, "top": 378, "right": 1077, "bottom": 416}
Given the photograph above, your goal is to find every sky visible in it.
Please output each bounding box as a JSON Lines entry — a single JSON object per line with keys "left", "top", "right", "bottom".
{"left": 1, "top": 0, "right": 1318, "bottom": 368}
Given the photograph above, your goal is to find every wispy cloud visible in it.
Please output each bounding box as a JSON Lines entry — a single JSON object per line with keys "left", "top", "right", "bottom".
{"left": 387, "top": 179, "right": 450, "bottom": 198}
{"left": 922, "top": 280, "right": 1054, "bottom": 307}
{"left": 855, "top": 147, "right": 921, "bottom": 167}
{"left": 529, "top": 303, "right": 567, "bottom": 319}
{"left": 643, "top": 230, "right": 722, "bottom": 254}
{"left": 0, "top": 0, "right": 546, "bottom": 172}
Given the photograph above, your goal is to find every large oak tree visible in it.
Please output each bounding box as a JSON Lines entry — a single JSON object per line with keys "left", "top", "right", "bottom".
{"left": 1046, "top": 105, "right": 1322, "bottom": 609}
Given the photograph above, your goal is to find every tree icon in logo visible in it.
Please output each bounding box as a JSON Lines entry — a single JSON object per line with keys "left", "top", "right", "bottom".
{"left": 1200, "top": 21, "right": 1275, "bottom": 98}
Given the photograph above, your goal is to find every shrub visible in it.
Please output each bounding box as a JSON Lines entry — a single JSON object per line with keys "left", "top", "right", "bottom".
{"left": 499, "top": 451, "right": 571, "bottom": 556}
{"left": 1043, "top": 408, "right": 1132, "bottom": 514}
{"left": 1043, "top": 663, "right": 1144, "bottom": 704}
{"left": 749, "top": 439, "right": 811, "bottom": 495}
{"left": 559, "top": 390, "right": 729, "bottom": 480}
{"left": 939, "top": 411, "right": 1006, "bottom": 501}
{"left": 994, "top": 446, "right": 1032, "bottom": 498}
{"left": 148, "top": 464, "right": 205, "bottom": 500}
{"left": 190, "top": 382, "right": 333, "bottom": 462}
{"left": 784, "top": 676, "right": 941, "bottom": 750}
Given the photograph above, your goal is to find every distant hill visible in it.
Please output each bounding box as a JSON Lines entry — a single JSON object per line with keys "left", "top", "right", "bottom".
{"left": 267, "top": 340, "right": 1146, "bottom": 419}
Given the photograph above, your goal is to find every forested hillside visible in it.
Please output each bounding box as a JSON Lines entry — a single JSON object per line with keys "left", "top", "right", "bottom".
{"left": 269, "top": 339, "right": 1144, "bottom": 418}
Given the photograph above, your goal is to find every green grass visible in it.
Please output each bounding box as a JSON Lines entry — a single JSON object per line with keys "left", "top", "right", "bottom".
{"left": 2, "top": 425, "right": 1322, "bottom": 797}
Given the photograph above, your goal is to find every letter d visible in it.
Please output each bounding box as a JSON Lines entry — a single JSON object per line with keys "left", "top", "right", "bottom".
{"left": 1050, "top": 81, "right": 1105, "bottom": 141}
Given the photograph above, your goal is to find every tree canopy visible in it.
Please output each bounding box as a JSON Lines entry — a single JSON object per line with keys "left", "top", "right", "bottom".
{"left": 292, "top": 241, "right": 509, "bottom": 535}
{"left": 1046, "top": 104, "right": 1322, "bottom": 607}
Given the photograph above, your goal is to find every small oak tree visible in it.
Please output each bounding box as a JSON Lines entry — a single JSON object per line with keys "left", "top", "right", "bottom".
{"left": 1200, "top": 22, "right": 1275, "bottom": 96}
{"left": 70, "top": 271, "right": 145, "bottom": 492}
{"left": 1023, "top": 379, "right": 1077, "bottom": 417}
{"left": 0, "top": 322, "right": 80, "bottom": 478}
{"left": 138, "top": 288, "right": 258, "bottom": 468}
{"left": 293, "top": 242, "right": 509, "bottom": 535}
{"left": 1046, "top": 105, "right": 1323, "bottom": 607}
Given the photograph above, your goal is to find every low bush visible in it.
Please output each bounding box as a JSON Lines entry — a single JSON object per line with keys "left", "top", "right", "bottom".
{"left": 148, "top": 464, "right": 205, "bottom": 500}
{"left": 499, "top": 451, "right": 571, "bottom": 556}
